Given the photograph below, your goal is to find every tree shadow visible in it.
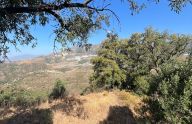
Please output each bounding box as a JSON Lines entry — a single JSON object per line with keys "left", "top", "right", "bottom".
{"left": 0, "top": 107, "right": 16, "bottom": 119}
{"left": 0, "top": 96, "right": 87, "bottom": 124}
{"left": 138, "top": 98, "right": 164, "bottom": 123}
{"left": 0, "top": 109, "right": 53, "bottom": 124}
{"left": 99, "top": 106, "right": 137, "bottom": 124}
{"left": 51, "top": 96, "right": 87, "bottom": 119}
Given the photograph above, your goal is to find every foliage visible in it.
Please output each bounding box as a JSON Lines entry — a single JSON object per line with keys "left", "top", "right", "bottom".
{"left": 49, "top": 79, "right": 68, "bottom": 100}
{"left": 0, "top": 0, "right": 192, "bottom": 62}
{"left": 133, "top": 76, "right": 149, "bottom": 94}
{"left": 91, "top": 28, "right": 192, "bottom": 123}
{"left": 147, "top": 60, "right": 192, "bottom": 123}
{"left": 0, "top": 88, "right": 47, "bottom": 108}
{"left": 90, "top": 28, "right": 191, "bottom": 92}
{"left": 90, "top": 56, "right": 126, "bottom": 89}
{"left": 0, "top": 0, "right": 109, "bottom": 62}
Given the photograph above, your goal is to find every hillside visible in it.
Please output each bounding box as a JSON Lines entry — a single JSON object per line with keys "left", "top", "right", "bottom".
{"left": 0, "top": 45, "right": 99, "bottom": 95}
{"left": 0, "top": 91, "right": 144, "bottom": 124}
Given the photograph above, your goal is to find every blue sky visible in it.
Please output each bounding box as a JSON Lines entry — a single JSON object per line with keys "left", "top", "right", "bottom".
{"left": 8, "top": 0, "right": 192, "bottom": 58}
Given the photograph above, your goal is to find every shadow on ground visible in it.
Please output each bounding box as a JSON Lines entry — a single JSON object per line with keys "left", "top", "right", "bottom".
{"left": 0, "top": 96, "right": 86, "bottom": 124}
{"left": 0, "top": 97, "right": 148, "bottom": 124}
{"left": 0, "top": 109, "right": 53, "bottom": 124}
{"left": 99, "top": 106, "right": 137, "bottom": 124}
{"left": 51, "top": 96, "right": 87, "bottom": 119}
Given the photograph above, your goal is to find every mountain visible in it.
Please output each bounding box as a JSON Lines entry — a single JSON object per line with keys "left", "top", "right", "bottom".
{"left": 10, "top": 54, "right": 40, "bottom": 61}
{"left": 0, "top": 45, "right": 99, "bottom": 95}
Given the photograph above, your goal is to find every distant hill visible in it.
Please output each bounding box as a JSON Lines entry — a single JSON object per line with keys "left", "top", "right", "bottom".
{"left": 0, "top": 44, "right": 100, "bottom": 95}
{"left": 8, "top": 44, "right": 100, "bottom": 61}
{"left": 9, "top": 54, "right": 40, "bottom": 61}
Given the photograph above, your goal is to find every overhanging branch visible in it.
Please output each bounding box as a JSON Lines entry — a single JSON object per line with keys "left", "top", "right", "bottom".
{"left": 0, "top": 1, "right": 98, "bottom": 14}
{"left": 45, "top": 10, "right": 66, "bottom": 28}
{"left": 0, "top": 1, "right": 119, "bottom": 28}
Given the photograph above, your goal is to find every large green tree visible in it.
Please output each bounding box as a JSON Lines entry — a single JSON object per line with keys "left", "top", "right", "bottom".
{"left": 90, "top": 28, "right": 192, "bottom": 123}
{"left": 90, "top": 28, "right": 191, "bottom": 93}
{"left": 0, "top": 0, "right": 192, "bottom": 62}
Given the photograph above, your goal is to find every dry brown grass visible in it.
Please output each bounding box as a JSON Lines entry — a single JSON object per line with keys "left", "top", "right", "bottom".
{"left": 0, "top": 91, "right": 143, "bottom": 124}
{"left": 40, "top": 91, "right": 120, "bottom": 124}
{"left": 44, "top": 91, "right": 143, "bottom": 124}
{"left": 115, "top": 90, "right": 144, "bottom": 117}
{"left": 0, "top": 71, "right": 5, "bottom": 81}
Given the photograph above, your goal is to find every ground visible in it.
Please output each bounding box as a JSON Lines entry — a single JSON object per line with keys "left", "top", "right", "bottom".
{"left": 0, "top": 47, "right": 145, "bottom": 124}
{"left": 0, "top": 91, "right": 144, "bottom": 124}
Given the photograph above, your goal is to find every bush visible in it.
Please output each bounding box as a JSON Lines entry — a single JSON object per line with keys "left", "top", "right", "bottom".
{"left": 0, "top": 89, "right": 46, "bottom": 108}
{"left": 133, "top": 76, "right": 149, "bottom": 94}
{"left": 80, "top": 86, "right": 94, "bottom": 95}
{"left": 49, "top": 80, "right": 68, "bottom": 100}
{"left": 147, "top": 61, "right": 192, "bottom": 123}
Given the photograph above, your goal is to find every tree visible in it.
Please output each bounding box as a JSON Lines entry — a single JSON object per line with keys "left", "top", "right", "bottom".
{"left": 90, "top": 28, "right": 191, "bottom": 93}
{"left": 90, "top": 56, "right": 126, "bottom": 89}
{"left": 147, "top": 60, "right": 192, "bottom": 123}
{"left": 0, "top": 0, "right": 192, "bottom": 62}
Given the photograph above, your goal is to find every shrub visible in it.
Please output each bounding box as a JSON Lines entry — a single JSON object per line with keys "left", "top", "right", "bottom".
{"left": 0, "top": 89, "right": 46, "bottom": 108}
{"left": 133, "top": 76, "right": 149, "bottom": 94}
{"left": 49, "top": 80, "right": 68, "bottom": 100}
{"left": 147, "top": 61, "right": 192, "bottom": 123}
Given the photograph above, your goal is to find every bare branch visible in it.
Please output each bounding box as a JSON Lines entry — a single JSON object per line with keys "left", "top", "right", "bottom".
{"left": 84, "top": 0, "right": 93, "bottom": 5}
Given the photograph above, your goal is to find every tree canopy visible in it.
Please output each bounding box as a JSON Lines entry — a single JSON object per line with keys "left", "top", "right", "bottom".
{"left": 90, "top": 28, "right": 192, "bottom": 123}
{"left": 90, "top": 28, "right": 191, "bottom": 91}
{"left": 1, "top": 0, "right": 192, "bottom": 62}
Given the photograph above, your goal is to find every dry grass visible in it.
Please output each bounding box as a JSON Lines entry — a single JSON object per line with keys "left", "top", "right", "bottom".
{"left": 48, "top": 91, "right": 120, "bottom": 124}
{"left": 0, "top": 91, "right": 143, "bottom": 124}
{"left": 115, "top": 90, "right": 144, "bottom": 117}
{"left": 0, "top": 71, "right": 5, "bottom": 81}
{"left": 51, "top": 91, "right": 144, "bottom": 124}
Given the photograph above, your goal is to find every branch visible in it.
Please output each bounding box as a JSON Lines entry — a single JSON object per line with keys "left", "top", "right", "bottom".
{"left": 0, "top": 2, "right": 95, "bottom": 14}
{"left": 0, "top": 1, "right": 119, "bottom": 27}
{"left": 84, "top": 0, "right": 93, "bottom": 5}
{"left": 45, "top": 10, "right": 65, "bottom": 28}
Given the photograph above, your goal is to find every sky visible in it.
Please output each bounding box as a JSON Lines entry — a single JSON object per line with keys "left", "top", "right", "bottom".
{"left": 8, "top": 0, "right": 192, "bottom": 58}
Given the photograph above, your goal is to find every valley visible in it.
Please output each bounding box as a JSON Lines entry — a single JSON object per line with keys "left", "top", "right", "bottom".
{"left": 0, "top": 46, "right": 98, "bottom": 95}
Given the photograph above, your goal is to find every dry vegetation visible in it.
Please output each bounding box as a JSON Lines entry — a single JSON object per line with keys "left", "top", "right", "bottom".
{"left": 0, "top": 51, "right": 94, "bottom": 95}
{"left": 0, "top": 91, "right": 144, "bottom": 124}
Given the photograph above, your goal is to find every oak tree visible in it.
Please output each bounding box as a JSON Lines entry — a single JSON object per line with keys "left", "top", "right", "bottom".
{"left": 90, "top": 28, "right": 191, "bottom": 92}
{"left": 0, "top": 0, "right": 192, "bottom": 62}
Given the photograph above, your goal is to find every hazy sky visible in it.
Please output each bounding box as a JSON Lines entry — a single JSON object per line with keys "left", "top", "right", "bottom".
{"left": 8, "top": 0, "right": 192, "bottom": 58}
